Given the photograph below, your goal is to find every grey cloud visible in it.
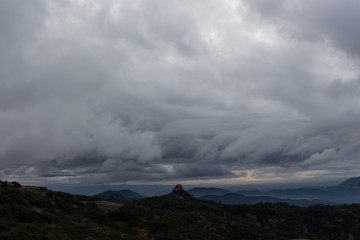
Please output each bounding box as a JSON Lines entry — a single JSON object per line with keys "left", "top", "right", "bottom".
{"left": 301, "top": 148, "right": 337, "bottom": 167}
{"left": 1, "top": 0, "right": 360, "bottom": 185}
{"left": 244, "top": 0, "right": 360, "bottom": 58}
{"left": 326, "top": 78, "right": 360, "bottom": 99}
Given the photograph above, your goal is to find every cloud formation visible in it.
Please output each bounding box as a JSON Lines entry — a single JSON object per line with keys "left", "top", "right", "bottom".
{"left": 1, "top": 0, "right": 360, "bottom": 185}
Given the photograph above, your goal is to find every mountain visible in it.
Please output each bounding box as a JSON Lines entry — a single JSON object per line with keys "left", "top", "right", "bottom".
{"left": 200, "top": 192, "right": 334, "bottom": 207}
{"left": 262, "top": 188, "right": 336, "bottom": 201}
{"left": 188, "top": 187, "right": 230, "bottom": 197}
{"left": 0, "top": 180, "right": 125, "bottom": 239}
{"left": 95, "top": 176, "right": 360, "bottom": 206}
{"left": 96, "top": 189, "right": 145, "bottom": 199}
{"left": 2, "top": 180, "right": 360, "bottom": 239}
{"left": 95, "top": 189, "right": 145, "bottom": 204}
{"left": 172, "top": 183, "right": 193, "bottom": 197}
{"left": 96, "top": 192, "right": 128, "bottom": 204}
{"left": 234, "top": 179, "right": 360, "bottom": 204}
{"left": 338, "top": 176, "right": 360, "bottom": 191}
{"left": 236, "top": 189, "right": 262, "bottom": 196}
{"left": 267, "top": 188, "right": 331, "bottom": 197}
{"left": 123, "top": 184, "right": 360, "bottom": 239}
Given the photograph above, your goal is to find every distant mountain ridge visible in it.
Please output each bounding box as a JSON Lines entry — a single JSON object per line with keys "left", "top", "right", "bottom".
{"left": 228, "top": 177, "right": 360, "bottom": 204}
{"left": 95, "top": 176, "right": 360, "bottom": 205}
{"left": 338, "top": 176, "right": 360, "bottom": 190}
{"left": 200, "top": 192, "right": 334, "bottom": 207}
{"left": 184, "top": 177, "right": 360, "bottom": 206}
{"left": 95, "top": 189, "right": 145, "bottom": 203}
{"left": 188, "top": 187, "right": 230, "bottom": 197}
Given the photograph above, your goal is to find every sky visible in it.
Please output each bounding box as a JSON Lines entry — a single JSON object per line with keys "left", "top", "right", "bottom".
{"left": 1, "top": 0, "right": 360, "bottom": 187}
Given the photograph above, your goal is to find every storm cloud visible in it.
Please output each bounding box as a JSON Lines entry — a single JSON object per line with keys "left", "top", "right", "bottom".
{"left": 1, "top": 0, "right": 360, "bottom": 185}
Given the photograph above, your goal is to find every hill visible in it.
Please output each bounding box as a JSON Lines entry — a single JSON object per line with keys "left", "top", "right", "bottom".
{"left": 122, "top": 184, "right": 360, "bottom": 239}
{"left": 338, "top": 176, "right": 360, "bottom": 191}
{"left": 95, "top": 189, "right": 145, "bottom": 203}
{"left": 0, "top": 180, "right": 127, "bottom": 239}
{"left": 1, "top": 180, "right": 360, "bottom": 239}
{"left": 200, "top": 192, "right": 334, "bottom": 207}
{"left": 233, "top": 177, "right": 360, "bottom": 204}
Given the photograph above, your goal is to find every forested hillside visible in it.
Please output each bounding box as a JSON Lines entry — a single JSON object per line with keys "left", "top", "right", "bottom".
{"left": 1, "top": 180, "right": 360, "bottom": 240}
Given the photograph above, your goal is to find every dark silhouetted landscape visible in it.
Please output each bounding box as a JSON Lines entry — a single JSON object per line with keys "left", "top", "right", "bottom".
{"left": 2, "top": 178, "right": 360, "bottom": 239}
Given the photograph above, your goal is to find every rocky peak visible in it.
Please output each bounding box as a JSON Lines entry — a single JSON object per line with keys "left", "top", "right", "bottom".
{"left": 173, "top": 184, "right": 183, "bottom": 191}
{"left": 171, "top": 184, "right": 193, "bottom": 198}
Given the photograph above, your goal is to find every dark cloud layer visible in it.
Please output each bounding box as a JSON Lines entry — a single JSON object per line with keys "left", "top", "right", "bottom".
{"left": 1, "top": 0, "right": 360, "bottom": 185}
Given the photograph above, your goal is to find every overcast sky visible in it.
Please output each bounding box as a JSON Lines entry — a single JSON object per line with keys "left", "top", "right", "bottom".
{"left": 1, "top": 0, "right": 360, "bottom": 186}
